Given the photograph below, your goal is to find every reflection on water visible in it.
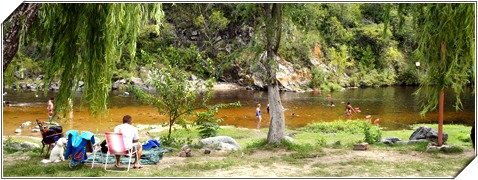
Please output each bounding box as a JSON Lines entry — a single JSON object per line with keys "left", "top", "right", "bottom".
{"left": 2, "top": 86, "right": 475, "bottom": 137}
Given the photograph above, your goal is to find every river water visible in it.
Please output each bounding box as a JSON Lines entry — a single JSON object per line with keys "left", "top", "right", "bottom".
{"left": 2, "top": 86, "right": 475, "bottom": 136}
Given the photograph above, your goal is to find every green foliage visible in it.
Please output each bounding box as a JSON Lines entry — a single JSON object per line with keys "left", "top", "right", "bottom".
{"left": 324, "top": 16, "right": 352, "bottom": 46}
{"left": 2, "top": 136, "right": 41, "bottom": 154}
{"left": 195, "top": 102, "right": 242, "bottom": 138}
{"left": 325, "top": 4, "right": 362, "bottom": 28}
{"left": 158, "top": 136, "right": 193, "bottom": 148}
{"left": 309, "top": 67, "right": 328, "bottom": 89}
{"left": 362, "top": 124, "right": 382, "bottom": 144}
{"left": 413, "top": 4, "right": 475, "bottom": 114}
{"left": 299, "top": 120, "right": 369, "bottom": 134}
{"left": 35, "top": 4, "right": 163, "bottom": 117}
{"left": 278, "top": 20, "right": 311, "bottom": 66}
{"left": 457, "top": 134, "right": 472, "bottom": 143}
{"left": 246, "top": 138, "right": 323, "bottom": 154}
{"left": 328, "top": 44, "right": 354, "bottom": 77}
{"left": 441, "top": 146, "right": 464, "bottom": 154}
{"left": 130, "top": 66, "right": 214, "bottom": 139}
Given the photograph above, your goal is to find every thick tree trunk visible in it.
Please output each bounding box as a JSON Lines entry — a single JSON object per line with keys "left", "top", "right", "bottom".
{"left": 261, "top": 3, "right": 285, "bottom": 144}
{"left": 267, "top": 84, "right": 285, "bottom": 144}
{"left": 2, "top": 3, "right": 41, "bottom": 72}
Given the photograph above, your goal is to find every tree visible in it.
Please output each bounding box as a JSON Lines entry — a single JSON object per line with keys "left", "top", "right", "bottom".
{"left": 3, "top": 3, "right": 41, "bottom": 72}
{"left": 196, "top": 102, "right": 242, "bottom": 138}
{"left": 260, "top": 3, "right": 286, "bottom": 144}
{"left": 381, "top": 4, "right": 476, "bottom": 146}
{"left": 329, "top": 44, "right": 354, "bottom": 78}
{"left": 3, "top": 3, "right": 163, "bottom": 117}
{"left": 129, "top": 66, "right": 215, "bottom": 140}
{"left": 412, "top": 4, "right": 475, "bottom": 146}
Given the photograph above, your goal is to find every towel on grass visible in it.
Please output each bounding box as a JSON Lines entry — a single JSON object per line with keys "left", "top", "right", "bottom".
{"left": 85, "top": 147, "right": 171, "bottom": 165}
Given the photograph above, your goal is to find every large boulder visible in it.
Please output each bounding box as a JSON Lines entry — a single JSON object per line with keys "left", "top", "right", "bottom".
{"left": 130, "top": 77, "right": 144, "bottom": 86}
{"left": 380, "top": 137, "right": 402, "bottom": 146}
{"left": 20, "top": 142, "right": 40, "bottom": 149}
{"left": 409, "top": 126, "right": 448, "bottom": 144}
{"left": 199, "top": 136, "right": 241, "bottom": 151}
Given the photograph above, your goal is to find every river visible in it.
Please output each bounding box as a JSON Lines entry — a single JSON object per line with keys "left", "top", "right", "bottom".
{"left": 2, "top": 86, "right": 475, "bottom": 137}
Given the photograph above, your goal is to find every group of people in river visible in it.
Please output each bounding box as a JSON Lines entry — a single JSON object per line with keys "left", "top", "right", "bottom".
{"left": 253, "top": 90, "right": 381, "bottom": 129}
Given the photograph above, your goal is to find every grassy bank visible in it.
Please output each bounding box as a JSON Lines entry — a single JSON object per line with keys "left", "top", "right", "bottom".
{"left": 2, "top": 121, "right": 475, "bottom": 177}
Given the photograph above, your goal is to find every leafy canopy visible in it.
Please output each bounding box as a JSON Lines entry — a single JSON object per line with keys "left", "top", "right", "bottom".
{"left": 37, "top": 4, "right": 163, "bottom": 116}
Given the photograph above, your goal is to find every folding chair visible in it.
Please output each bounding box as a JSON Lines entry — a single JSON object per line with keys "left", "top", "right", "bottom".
{"left": 103, "top": 132, "right": 138, "bottom": 172}
{"left": 90, "top": 137, "right": 103, "bottom": 169}
{"left": 36, "top": 119, "right": 63, "bottom": 158}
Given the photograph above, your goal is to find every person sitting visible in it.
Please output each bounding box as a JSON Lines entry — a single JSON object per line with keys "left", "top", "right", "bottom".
{"left": 114, "top": 115, "right": 143, "bottom": 169}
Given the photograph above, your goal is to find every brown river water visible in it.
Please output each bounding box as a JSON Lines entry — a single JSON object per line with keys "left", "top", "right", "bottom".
{"left": 2, "top": 86, "right": 475, "bottom": 137}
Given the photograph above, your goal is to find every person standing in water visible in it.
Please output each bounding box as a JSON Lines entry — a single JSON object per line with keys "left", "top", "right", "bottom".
{"left": 256, "top": 104, "right": 262, "bottom": 129}
{"left": 345, "top": 102, "right": 356, "bottom": 119}
{"left": 47, "top": 98, "right": 54, "bottom": 120}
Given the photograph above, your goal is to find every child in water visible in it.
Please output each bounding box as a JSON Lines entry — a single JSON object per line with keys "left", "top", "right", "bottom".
{"left": 255, "top": 104, "right": 262, "bottom": 129}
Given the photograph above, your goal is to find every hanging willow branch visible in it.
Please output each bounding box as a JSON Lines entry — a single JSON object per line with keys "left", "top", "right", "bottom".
{"left": 413, "top": 3, "right": 475, "bottom": 114}
{"left": 37, "top": 3, "right": 164, "bottom": 117}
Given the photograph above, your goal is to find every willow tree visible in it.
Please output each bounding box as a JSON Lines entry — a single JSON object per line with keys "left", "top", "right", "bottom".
{"left": 410, "top": 4, "right": 475, "bottom": 146}
{"left": 260, "top": 3, "right": 286, "bottom": 144}
{"left": 5, "top": 3, "right": 163, "bottom": 117}
{"left": 3, "top": 3, "right": 41, "bottom": 72}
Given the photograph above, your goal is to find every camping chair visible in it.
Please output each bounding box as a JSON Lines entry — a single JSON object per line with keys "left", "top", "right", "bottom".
{"left": 103, "top": 132, "right": 138, "bottom": 172}
{"left": 90, "top": 137, "right": 103, "bottom": 169}
{"left": 36, "top": 119, "right": 63, "bottom": 158}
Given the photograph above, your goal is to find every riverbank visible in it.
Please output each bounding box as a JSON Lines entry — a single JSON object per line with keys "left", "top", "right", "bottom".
{"left": 2, "top": 122, "right": 475, "bottom": 177}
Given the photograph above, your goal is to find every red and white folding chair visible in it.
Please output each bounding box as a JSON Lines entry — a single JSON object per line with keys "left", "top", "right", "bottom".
{"left": 103, "top": 132, "right": 138, "bottom": 172}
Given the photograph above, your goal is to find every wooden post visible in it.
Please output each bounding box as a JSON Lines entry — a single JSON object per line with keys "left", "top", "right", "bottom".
{"left": 438, "top": 41, "right": 445, "bottom": 146}
{"left": 438, "top": 90, "right": 444, "bottom": 146}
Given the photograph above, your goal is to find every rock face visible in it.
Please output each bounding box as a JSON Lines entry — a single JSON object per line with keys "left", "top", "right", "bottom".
{"left": 275, "top": 57, "right": 311, "bottom": 92}
{"left": 409, "top": 126, "right": 448, "bottom": 144}
{"left": 242, "top": 55, "right": 312, "bottom": 92}
{"left": 199, "top": 136, "right": 241, "bottom": 151}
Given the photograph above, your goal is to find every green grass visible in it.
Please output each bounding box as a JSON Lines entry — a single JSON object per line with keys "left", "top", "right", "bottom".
{"left": 2, "top": 122, "right": 474, "bottom": 177}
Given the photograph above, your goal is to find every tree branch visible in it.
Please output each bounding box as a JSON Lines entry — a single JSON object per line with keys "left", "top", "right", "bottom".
{"left": 3, "top": 3, "right": 41, "bottom": 72}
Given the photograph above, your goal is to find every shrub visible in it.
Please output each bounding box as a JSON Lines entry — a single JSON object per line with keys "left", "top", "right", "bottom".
{"left": 457, "top": 134, "right": 471, "bottom": 143}
{"left": 159, "top": 136, "right": 193, "bottom": 148}
{"left": 299, "top": 120, "right": 369, "bottom": 134}
{"left": 362, "top": 123, "right": 382, "bottom": 144}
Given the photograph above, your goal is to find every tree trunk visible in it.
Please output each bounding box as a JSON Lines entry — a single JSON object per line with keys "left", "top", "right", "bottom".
{"left": 438, "top": 90, "right": 444, "bottom": 146}
{"left": 2, "top": 3, "right": 41, "bottom": 72}
{"left": 261, "top": 3, "right": 285, "bottom": 144}
{"left": 168, "top": 119, "right": 174, "bottom": 140}
{"left": 267, "top": 84, "right": 285, "bottom": 144}
{"left": 437, "top": 41, "right": 445, "bottom": 146}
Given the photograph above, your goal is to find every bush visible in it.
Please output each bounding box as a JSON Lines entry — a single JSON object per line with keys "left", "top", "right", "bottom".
{"left": 159, "top": 136, "right": 193, "bottom": 148}
{"left": 362, "top": 123, "right": 382, "bottom": 144}
{"left": 299, "top": 120, "right": 369, "bottom": 134}
{"left": 457, "top": 134, "right": 472, "bottom": 143}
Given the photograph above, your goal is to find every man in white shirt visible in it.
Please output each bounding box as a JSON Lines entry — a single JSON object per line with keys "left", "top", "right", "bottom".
{"left": 113, "top": 115, "right": 143, "bottom": 169}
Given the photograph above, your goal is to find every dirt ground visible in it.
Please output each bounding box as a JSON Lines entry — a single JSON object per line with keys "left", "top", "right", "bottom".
{"left": 145, "top": 147, "right": 475, "bottom": 177}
